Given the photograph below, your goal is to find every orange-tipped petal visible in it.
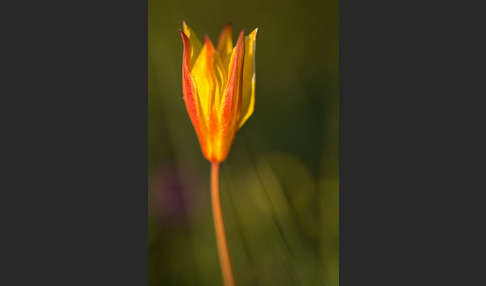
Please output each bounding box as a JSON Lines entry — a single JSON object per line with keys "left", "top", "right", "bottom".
{"left": 216, "top": 22, "right": 233, "bottom": 71}
{"left": 239, "top": 28, "right": 258, "bottom": 128}
{"left": 182, "top": 21, "right": 203, "bottom": 67}
{"left": 219, "top": 30, "right": 245, "bottom": 160}
{"left": 180, "top": 30, "right": 208, "bottom": 156}
{"left": 180, "top": 30, "right": 192, "bottom": 74}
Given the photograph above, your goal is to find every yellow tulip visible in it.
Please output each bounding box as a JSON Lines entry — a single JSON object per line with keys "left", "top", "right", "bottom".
{"left": 180, "top": 22, "right": 258, "bottom": 162}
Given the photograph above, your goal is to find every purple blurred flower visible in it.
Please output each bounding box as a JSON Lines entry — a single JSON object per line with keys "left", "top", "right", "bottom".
{"left": 149, "top": 164, "right": 203, "bottom": 227}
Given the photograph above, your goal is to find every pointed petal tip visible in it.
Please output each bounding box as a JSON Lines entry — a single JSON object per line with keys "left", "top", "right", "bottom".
{"left": 179, "top": 29, "right": 188, "bottom": 40}
{"left": 217, "top": 23, "right": 233, "bottom": 48}
{"left": 237, "top": 30, "right": 245, "bottom": 43}
{"left": 182, "top": 21, "right": 194, "bottom": 37}
{"left": 234, "top": 30, "right": 245, "bottom": 51}
{"left": 182, "top": 21, "right": 189, "bottom": 32}
{"left": 247, "top": 28, "right": 258, "bottom": 38}
{"left": 203, "top": 36, "right": 215, "bottom": 48}
{"left": 203, "top": 36, "right": 218, "bottom": 54}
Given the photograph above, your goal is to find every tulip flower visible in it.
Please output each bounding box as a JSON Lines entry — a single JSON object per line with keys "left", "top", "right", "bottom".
{"left": 179, "top": 22, "right": 258, "bottom": 286}
{"left": 180, "top": 22, "right": 258, "bottom": 163}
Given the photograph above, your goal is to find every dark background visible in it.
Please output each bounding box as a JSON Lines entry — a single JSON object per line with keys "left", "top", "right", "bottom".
{"left": 148, "top": 0, "right": 339, "bottom": 285}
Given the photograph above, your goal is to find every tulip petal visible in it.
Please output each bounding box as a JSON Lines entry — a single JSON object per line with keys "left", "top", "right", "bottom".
{"left": 191, "top": 37, "right": 227, "bottom": 120}
{"left": 191, "top": 38, "right": 214, "bottom": 120}
{"left": 239, "top": 28, "right": 258, "bottom": 128}
{"left": 212, "top": 45, "right": 227, "bottom": 118}
{"left": 182, "top": 21, "right": 203, "bottom": 68}
{"left": 180, "top": 30, "right": 208, "bottom": 155}
{"left": 216, "top": 22, "right": 233, "bottom": 72}
{"left": 220, "top": 30, "right": 245, "bottom": 158}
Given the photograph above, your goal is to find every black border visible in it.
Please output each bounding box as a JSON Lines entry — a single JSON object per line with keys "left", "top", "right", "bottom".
{"left": 341, "top": 0, "right": 484, "bottom": 284}
{"left": 3, "top": 1, "right": 148, "bottom": 284}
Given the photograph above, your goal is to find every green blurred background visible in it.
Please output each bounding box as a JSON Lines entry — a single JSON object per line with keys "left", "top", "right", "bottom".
{"left": 148, "top": 0, "right": 338, "bottom": 285}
